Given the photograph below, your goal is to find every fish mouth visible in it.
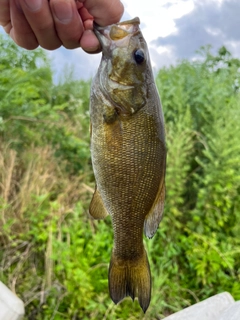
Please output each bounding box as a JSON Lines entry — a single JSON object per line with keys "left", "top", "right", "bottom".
{"left": 93, "top": 17, "right": 140, "bottom": 49}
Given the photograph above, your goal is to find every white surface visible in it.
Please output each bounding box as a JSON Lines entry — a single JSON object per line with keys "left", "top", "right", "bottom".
{"left": 0, "top": 282, "right": 24, "bottom": 320}
{"left": 219, "top": 301, "right": 240, "bottom": 320}
{"left": 164, "top": 292, "right": 235, "bottom": 320}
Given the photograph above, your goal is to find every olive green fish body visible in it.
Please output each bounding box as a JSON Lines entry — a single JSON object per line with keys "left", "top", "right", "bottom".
{"left": 89, "top": 17, "right": 166, "bottom": 312}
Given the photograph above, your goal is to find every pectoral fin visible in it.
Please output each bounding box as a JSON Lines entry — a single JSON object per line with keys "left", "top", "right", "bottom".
{"left": 89, "top": 186, "right": 109, "bottom": 220}
{"left": 103, "top": 104, "right": 118, "bottom": 124}
{"left": 144, "top": 182, "right": 165, "bottom": 239}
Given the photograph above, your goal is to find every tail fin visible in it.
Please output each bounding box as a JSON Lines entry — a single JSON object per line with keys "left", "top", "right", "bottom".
{"left": 108, "top": 249, "right": 151, "bottom": 313}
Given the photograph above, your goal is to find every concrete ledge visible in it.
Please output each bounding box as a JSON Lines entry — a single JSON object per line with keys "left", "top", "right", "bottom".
{"left": 164, "top": 292, "right": 236, "bottom": 320}
{"left": 0, "top": 281, "right": 25, "bottom": 320}
{"left": 219, "top": 301, "right": 240, "bottom": 320}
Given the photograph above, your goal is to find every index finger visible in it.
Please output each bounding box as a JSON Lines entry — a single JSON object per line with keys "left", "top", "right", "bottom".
{"left": 0, "top": 0, "right": 10, "bottom": 27}
{"left": 79, "top": 0, "right": 124, "bottom": 26}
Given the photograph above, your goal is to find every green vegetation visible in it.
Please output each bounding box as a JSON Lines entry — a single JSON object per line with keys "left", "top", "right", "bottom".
{"left": 0, "top": 35, "right": 240, "bottom": 319}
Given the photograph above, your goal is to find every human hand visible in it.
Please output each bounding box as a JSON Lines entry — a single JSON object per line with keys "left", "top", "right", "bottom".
{"left": 0, "top": 0, "right": 124, "bottom": 52}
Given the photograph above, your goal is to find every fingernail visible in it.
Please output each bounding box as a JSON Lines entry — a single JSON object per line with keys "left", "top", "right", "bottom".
{"left": 52, "top": 2, "right": 73, "bottom": 24}
{"left": 84, "top": 46, "right": 101, "bottom": 53}
{"left": 23, "top": 0, "right": 42, "bottom": 11}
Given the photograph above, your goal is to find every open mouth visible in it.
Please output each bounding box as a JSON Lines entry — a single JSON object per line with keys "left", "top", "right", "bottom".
{"left": 93, "top": 17, "right": 140, "bottom": 46}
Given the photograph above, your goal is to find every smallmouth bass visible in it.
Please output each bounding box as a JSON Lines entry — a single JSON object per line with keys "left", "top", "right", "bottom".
{"left": 89, "top": 17, "right": 166, "bottom": 312}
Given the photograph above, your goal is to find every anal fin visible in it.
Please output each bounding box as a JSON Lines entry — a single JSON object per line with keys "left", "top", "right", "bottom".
{"left": 89, "top": 186, "right": 109, "bottom": 220}
{"left": 144, "top": 181, "right": 165, "bottom": 239}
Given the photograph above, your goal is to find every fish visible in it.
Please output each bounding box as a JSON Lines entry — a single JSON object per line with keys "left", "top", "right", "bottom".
{"left": 89, "top": 17, "right": 166, "bottom": 313}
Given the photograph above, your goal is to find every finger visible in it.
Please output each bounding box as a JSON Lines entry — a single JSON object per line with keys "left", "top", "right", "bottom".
{"left": 78, "top": 4, "right": 93, "bottom": 24}
{"left": 50, "top": 0, "right": 83, "bottom": 49}
{"left": 9, "top": 0, "right": 39, "bottom": 49}
{"left": 80, "top": 29, "right": 101, "bottom": 53}
{"left": 80, "top": 0, "right": 124, "bottom": 26}
{"left": 78, "top": 5, "right": 105, "bottom": 53}
{"left": 3, "top": 21, "right": 12, "bottom": 34}
{"left": 18, "top": 0, "right": 62, "bottom": 50}
{"left": 0, "top": 0, "right": 10, "bottom": 27}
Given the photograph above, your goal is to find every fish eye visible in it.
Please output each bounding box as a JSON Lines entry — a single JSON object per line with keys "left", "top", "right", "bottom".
{"left": 133, "top": 49, "right": 145, "bottom": 64}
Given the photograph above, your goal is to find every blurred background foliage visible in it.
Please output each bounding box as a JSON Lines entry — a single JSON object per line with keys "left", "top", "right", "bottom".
{"left": 0, "top": 34, "right": 240, "bottom": 319}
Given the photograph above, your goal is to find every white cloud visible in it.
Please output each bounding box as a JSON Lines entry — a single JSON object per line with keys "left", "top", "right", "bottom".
{"left": 205, "top": 27, "right": 223, "bottom": 37}
{"left": 122, "top": 0, "right": 194, "bottom": 42}
{"left": 153, "top": 0, "right": 240, "bottom": 62}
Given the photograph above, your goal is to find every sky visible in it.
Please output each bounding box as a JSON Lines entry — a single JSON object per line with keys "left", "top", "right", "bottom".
{"left": 1, "top": 0, "right": 240, "bottom": 82}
